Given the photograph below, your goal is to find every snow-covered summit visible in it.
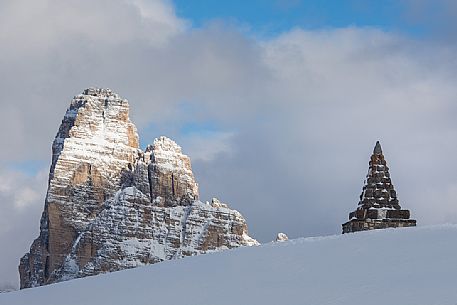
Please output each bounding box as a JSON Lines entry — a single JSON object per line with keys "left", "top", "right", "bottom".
{"left": 19, "top": 89, "right": 257, "bottom": 289}
{"left": 147, "top": 136, "right": 183, "bottom": 154}
{"left": 82, "top": 87, "right": 119, "bottom": 98}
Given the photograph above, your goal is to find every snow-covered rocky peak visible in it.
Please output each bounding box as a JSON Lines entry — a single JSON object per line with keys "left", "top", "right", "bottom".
{"left": 82, "top": 87, "right": 119, "bottom": 98}
{"left": 51, "top": 88, "right": 139, "bottom": 177}
{"left": 19, "top": 89, "right": 257, "bottom": 289}
{"left": 141, "top": 136, "right": 199, "bottom": 207}
{"left": 149, "top": 136, "right": 183, "bottom": 154}
{"left": 58, "top": 87, "right": 138, "bottom": 146}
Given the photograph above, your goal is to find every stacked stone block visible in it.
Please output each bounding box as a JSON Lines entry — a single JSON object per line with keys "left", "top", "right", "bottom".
{"left": 342, "top": 141, "right": 416, "bottom": 233}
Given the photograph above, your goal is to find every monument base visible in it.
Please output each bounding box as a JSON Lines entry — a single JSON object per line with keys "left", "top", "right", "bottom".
{"left": 342, "top": 218, "right": 416, "bottom": 234}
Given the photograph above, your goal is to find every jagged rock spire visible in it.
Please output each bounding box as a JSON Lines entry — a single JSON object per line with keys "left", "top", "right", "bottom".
{"left": 145, "top": 136, "right": 199, "bottom": 206}
{"left": 19, "top": 88, "right": 258, "bottom": 289}
{"left": 342, "top": 141, "right": 416, "bottom": 233}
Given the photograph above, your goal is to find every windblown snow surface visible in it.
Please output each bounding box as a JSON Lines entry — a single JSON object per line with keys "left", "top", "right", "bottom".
{"left": 3, "top": 225, "right": 457, "bottom": 305}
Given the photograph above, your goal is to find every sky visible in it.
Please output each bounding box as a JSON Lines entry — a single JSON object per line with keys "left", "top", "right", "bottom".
{"left": 1, "top": 0, "right": 457, "bottom": 289}
{"left": 174, "top": 0, "right": 415, "bottom": 35}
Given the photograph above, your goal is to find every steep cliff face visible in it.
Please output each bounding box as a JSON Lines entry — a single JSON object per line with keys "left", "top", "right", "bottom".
{"left": 19, "top": 88, "right": 258, "bottom": 289}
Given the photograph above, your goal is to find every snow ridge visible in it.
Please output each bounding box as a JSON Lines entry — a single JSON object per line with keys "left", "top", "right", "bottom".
{"left": 6, "top": 225, "right": 457, "bottom": 305}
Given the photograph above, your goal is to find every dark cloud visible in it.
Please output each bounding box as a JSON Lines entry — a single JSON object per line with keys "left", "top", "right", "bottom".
{"left": 1, "top": 0, "right": 457, "bottom": 289}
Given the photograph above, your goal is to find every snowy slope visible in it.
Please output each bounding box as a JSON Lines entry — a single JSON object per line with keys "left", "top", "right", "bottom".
{"left": 3, "top": 225, "right": 457, "bottom": 305}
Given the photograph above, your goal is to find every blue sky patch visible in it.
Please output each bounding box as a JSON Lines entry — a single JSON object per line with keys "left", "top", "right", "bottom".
{"left": 173, "top": 0, "right": 425, "bottom": 37}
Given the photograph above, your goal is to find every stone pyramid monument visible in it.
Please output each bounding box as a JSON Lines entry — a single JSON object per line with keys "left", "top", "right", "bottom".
{"left": 342, "top": 141, "right": 416, "bottom": 233}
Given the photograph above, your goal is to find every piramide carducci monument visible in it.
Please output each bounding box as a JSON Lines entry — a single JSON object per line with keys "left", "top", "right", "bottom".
{"left": 342, "top": 141, "right": 416, "bottom": 233}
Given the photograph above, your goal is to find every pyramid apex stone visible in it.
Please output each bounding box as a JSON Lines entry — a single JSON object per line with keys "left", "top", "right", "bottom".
{"left": 373, "top": 141, "right": 382, "bottom": 155}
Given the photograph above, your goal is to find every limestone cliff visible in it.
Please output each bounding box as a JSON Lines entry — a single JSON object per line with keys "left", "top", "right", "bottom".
{"left": 19, "top": 88, "right": 258, "bottom": 289}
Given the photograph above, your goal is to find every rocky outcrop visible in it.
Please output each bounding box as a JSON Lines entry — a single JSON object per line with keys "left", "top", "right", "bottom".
{"left": 342, "top": 141, "right": 416, "bottom": 233}
{"left": 275, "top": 233, "right": 288, "bottom": 242}
{"left": 19, "top": 88, "right": 258, "bottom": 289}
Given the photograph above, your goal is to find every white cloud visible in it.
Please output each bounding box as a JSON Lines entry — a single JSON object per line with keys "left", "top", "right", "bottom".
{"left": 179, "top": 131, "right": 235, "bottom": 162}
{"left": 0, "top": 175, "right": 42, "bottom": 211}
{"left": 0, "top": 169, "right": 47, "bottom": 289}
{"left": 0, "top": 0, "right": 184, "bottom": 54}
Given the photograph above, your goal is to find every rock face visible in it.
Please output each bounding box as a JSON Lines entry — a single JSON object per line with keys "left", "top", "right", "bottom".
{"left": 19, "top": 88, "right": 258, "bottom": 289}
{"left": 342, "top": 141, "right": 416, "bottom": 233}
